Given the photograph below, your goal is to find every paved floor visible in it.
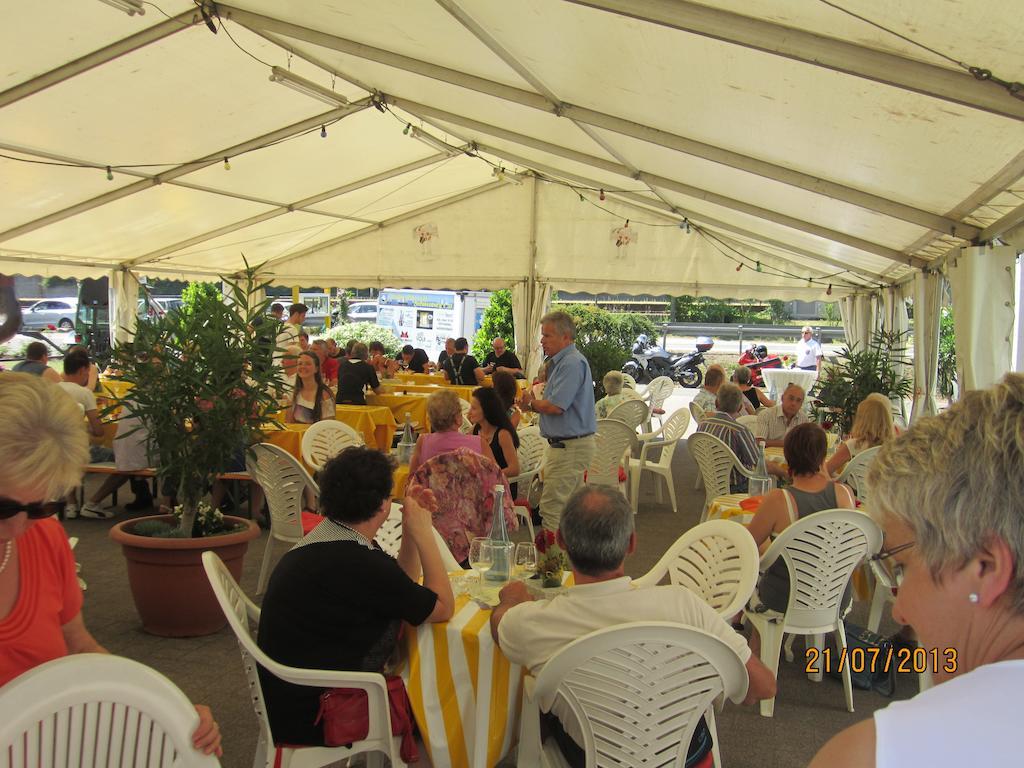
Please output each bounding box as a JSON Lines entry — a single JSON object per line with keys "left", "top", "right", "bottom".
{"left": 66, "top": 384, "right": 914, "bottom": 768}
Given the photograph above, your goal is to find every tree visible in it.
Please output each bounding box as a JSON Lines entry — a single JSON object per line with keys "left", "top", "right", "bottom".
{"left": 768, "top": 299, "right": 790, "bottom": 324}
{"left": 180, "top": 281, "right": 221, "bottom": 315}
{"left": 472, "top": 289, "right": 514, "bottom": 359}
{"left": 937, "top": 306, "right": 957, "bottom": 398}
{"left": 822, "top": 302, "right": 841, "bottom": 327}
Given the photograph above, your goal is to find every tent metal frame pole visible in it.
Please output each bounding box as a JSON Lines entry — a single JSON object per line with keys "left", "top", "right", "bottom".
{"left": 221, "top": 4, "right": 974, "bottom": 240}
{"left": 263, "top": 180, "right": 507, "bottom": 269}
{"left": 0, "top": 101, "right": 371, "bottom": 245}
{"left": 127, "top": 152, "right": 453, "bottom": 265}
{"left": 0, "top": 11, "right": 199, "bottom": 110}
{"left": 981, "top": 201, "right": 1024, "bottom": 243}
{"left": 385, "top": 96, "right": 923, "bottom": 268}
{"left": 468, "top": 142, "right": 892, "bottom": 284}
{"left": 563, "top": 0, "right": 1024, "bottom": 123}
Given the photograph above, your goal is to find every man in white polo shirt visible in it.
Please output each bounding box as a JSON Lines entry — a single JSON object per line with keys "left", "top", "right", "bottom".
{"left": 490, "top": 486, "right": 776, "bottom": 766}
{"left": 795, "top": 325, "right": 823, "bottom": 372}
{"left": 755, "top": 382, "right": 810, "bottom": 448}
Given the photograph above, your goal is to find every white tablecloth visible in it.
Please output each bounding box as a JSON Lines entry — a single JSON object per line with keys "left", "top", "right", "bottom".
{"left": 761, "top": 368, "right": 818, "bottom": 401}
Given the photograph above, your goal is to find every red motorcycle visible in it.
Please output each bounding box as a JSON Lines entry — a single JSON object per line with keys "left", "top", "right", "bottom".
{"left": 737, "top": 344, "right": 783, "bottom": 387}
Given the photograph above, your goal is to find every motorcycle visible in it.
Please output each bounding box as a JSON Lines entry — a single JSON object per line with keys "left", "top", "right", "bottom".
{"left": 622, "top": 334, "right": 713, "bottom": 388}
{"left": 737, "top": 344, "right": 783, "bottom": 388}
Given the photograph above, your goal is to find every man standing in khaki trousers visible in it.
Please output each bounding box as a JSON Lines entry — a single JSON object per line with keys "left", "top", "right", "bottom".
{"left": 519, "top": 311, "right": 596, "bottom": 532}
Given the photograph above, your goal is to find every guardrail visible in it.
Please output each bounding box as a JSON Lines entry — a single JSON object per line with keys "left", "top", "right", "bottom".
{"left": 656, "top": 322, "right": 851, "bottom": 353}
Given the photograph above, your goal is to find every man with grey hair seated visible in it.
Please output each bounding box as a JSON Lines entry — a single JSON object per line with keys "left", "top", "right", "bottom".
{"left": 696, "top": 382, "right": 760, "bottom": 492}
{"left": 754, "top": 382, "right": 810, "bottom": 448}
{"left": 491, "top": 486, "right": 776, "bottom": 766}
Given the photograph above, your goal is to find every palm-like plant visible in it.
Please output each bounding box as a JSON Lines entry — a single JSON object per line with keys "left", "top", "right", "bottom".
{"left": 816, "top": 330, "right": 913, "bottom": 435}
{"left": 106, "top": 264, "right": 282, "bottom": 536}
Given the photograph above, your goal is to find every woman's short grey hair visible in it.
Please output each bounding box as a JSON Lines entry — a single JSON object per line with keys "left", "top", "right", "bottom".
{"left": 603, "top": 370, "right": 624, "bottom": 396}
{"left": 540, "top": 310, "right": 576, "bottom": 340}
{"left": 716, "top": 382, "right": 744, "bottom": 415}
{"left": 426, "top": 389, "right": 463, "bottom": 432}
{"left": 560, "top": 487, "right": 634, "bottom": 576}
{"left": 868, "top": 373, "right": 1024, "bottom": 615}
{"left": 732, "top": 365, "right": 752, "bottom": 386}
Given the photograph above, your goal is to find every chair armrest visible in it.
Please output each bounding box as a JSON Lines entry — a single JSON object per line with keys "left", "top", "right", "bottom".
{"left": 517, "top": 675, "right": 542, "bottom": 768}
{"left": 275, "top": 665, "right": 388, "bottom": 691}
{"left": 638, "top": 423, "right": 666, "bottom": 442}
{"left": 508, "top": 469, "right": 538, "bottom": 489}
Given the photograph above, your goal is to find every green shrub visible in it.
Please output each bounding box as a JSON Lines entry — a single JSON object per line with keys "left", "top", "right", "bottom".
{"left": 473, "top": 289, "right": 514, "bottom": 359}
{"left": 937, "top": 307, "right": 957, "bottom": 397}
{"left": 558, "top": 303, "right": 654, "bottom": 393}
{"left": 180, "top": 281, "right": 222, "bottom": 315}
{"left": 578, "top": 339, "right": 630, "bottom": 399}
{"left": 324, "top": 322, "right": 402, "bottom": 356}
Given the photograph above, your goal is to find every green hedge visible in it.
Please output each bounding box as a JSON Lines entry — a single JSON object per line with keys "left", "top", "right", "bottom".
{"left": 324, "top": 322, "right": 402, "bottom": 357}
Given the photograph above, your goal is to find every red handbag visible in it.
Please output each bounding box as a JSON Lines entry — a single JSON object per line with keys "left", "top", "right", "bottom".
{"left": 315, "top": 675, "right": 418, "bottom": 763}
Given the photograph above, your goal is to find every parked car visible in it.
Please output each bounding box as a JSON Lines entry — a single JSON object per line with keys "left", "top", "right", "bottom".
{"left": 20, "top": 298, "right": 78, "bottom": 331}
{"left": 137, "top": 296, "right": 184, "bottom": 318}
{"left": 346, "top": 301, "right": 379, "bottom": 323}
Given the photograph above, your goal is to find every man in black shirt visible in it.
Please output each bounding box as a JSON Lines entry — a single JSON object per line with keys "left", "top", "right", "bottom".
{"left": 441, "top": 337, "right": 484, "bottom": 386}
{"left": 336, "top": 342, "right": 381, "bottom": 405}
{"left": 257, "top": 447, "right": 455, "bottom": 746}
{"left": 396, "top": 344, "right": 431, "bottom": 374}
{"left": 482, "top": 337, "right": 524, "bottom": 378}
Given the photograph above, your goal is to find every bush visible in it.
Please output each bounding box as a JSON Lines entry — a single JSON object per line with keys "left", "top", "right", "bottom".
{"left": 578, "top": 339, "right": 630, "bottom": 399}
{"left": 324, "top": 322, "right": 402, "bottom": 357}
{"left": 473, "top": 289, "right": 514, "bottom": 359}
{"left": 560, "top": 303, "right": 655, "bottom": 394}
{"left": 937, "top": 307, "right": 957, "bottom": 398}
{"left": 180, "top": 282, "right": 221, "bottom": 315}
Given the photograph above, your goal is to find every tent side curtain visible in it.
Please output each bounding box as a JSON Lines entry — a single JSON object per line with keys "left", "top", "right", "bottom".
{"left": 911, "top": 270, "right": 944, "bottom": 423}
{"left": 109, "top": 269, "right": 139, "bottom": 347}
{"left": 948, "top": 245, "right": 1017, "bottom": 392}
{"left": 511, "top": 280, "right": 551, "bottom": 381}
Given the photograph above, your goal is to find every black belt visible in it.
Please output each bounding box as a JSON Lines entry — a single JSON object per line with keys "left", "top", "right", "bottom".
{"left": 546, "top": 434, "right": 593, "bottom": 446}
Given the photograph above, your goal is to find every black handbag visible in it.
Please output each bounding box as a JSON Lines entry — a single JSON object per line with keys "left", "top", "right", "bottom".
{"left": 828, "top": 622, "right": 896, "bottom": 697}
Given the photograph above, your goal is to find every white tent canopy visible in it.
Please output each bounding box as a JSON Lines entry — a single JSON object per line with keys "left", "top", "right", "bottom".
{"left": 1, "top": 0, "right": 1021, "bottom": 294}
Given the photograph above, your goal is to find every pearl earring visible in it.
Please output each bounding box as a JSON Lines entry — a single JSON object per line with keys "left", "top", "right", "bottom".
{"left": 968, "top": 592, "right": 980, "bottom": 603}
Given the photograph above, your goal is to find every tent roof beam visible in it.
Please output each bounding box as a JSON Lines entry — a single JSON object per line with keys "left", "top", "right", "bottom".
{"left": 222, "top": 4, "right": 974, "bottom": 240}
{"left": 564, "top": 0, "right": 1024, "bottom": 122}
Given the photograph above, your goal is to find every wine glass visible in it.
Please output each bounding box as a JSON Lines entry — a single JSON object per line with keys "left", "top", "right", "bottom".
{"left": 468, "top": 537, "right": 494, "bottom": 594}
{"left": 514, "top": 542, "right": 538, "bottom": 581}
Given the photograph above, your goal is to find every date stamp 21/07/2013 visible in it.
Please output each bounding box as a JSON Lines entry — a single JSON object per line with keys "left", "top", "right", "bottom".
{"left": 805, "top": 645, "right": 958, "bottom": 675}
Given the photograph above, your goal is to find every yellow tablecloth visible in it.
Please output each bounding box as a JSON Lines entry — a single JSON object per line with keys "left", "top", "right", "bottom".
{"left": 393, "top": 464, "right": 410, "bottom": 497}
{"left": 707, "top": 493, "right": 755, "bottom": 523}
{"left": 334, "top": 405, "right": 396, "bottom": 451}
{"left": 394, "top": 372, "right": 447, "bottom": 385}
{"left": 98, "top": 378, "right": 133, "bottom": 400}
{"left": 403, "top": 594, "right": 523, "bottom": 768}
{"left": 380, "top": 383, "right": 478, "bottom": 402}
{"left": 367, "top": 393, "right": 431, "bottom": 431}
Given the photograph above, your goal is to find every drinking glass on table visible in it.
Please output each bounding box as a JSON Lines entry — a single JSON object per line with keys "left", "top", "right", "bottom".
{"left": 514, "top": 542, "right": 538, "bottom": 580}
{"left": 468, "top": 537, "right": 494, "bottom": 594}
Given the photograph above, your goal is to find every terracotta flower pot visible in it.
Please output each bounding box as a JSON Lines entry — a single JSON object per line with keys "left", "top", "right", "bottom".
{"left": 109, "top": 515, "right": 260, "bottom": 637}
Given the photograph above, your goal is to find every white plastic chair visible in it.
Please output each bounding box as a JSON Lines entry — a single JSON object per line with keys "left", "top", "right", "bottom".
{"left": 585, "top": 419, "right": 637, "bottom": 489}
{"left": 508, "top": 427, "right": 547, "bottom": 541}
{"left": 246, "top": 443, "right": 320, "bottom": 595}
{"left": 836, "top": 445, "right": 881, "bottom": 504}
{"left": 688, "top": 432, "right": 759, "bottom": 522}
{"left": 736, "top": 414, "right": 759, "bottom": 428}
{"left": 627, "top": 409, "right": 689, "bottom": 514}
{"left": 867, "top": 557, "right": 897, "bottom": 634}
{"left": 606, "top": 398, "right": 650, "bottom": 432}
{"left": 0, "top": 654, "right": 219, "bottom": 768}
{"left": 458, "top": 398, "right": 473, "bottom": 434}
{"left": 376, "top": 503, "right": 465, "bottom": 571}
{"left": 620, "top": 372, "right": 639, "bottom": 392}
{"left": 688, "top": 401, "right": 706, "bottom": 489}
{"left": 642, "top": 376, "right": 675, "bottom": 431}
{"left": 300, "top": 420, "right": 364, "bottom": 472}
{"left": 202, "top": 552, "right": 405, "bottom": 768}
{"left": 516, "top": 622, "right": 748, "bottom": 768}
{"left": 634, "top": 520, "right": 760, "bottom": 619}
{"left": 743, "top": 509, "right": 882, "bottom": 717}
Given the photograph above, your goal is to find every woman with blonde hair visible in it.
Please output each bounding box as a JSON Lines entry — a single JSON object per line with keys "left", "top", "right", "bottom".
{"left": 825, "top": 392, "right": 895, "bottom": 476}
{"left": 408, "top": 389, "right": 494, "bottom": 476}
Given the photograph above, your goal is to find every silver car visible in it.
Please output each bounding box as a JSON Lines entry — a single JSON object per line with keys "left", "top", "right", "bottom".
{"left": 20, "top": 298, "right": 78, "bottom": 331}
{"left": 347, "top": 302, "right": 379, "bottom": 323}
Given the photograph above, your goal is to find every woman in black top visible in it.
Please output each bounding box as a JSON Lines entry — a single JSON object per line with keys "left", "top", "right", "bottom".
{"left": 469, "top": 387, "right": 520, "bottom": 495}
{"left": 336, "top": 342, "right": 380, "bottom": 405}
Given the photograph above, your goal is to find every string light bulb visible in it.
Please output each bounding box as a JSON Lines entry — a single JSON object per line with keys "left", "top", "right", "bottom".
{"left": 683, "top": 218, "right": 691, "bottom": 234}
{"left": 579, "top": 193, "right": 584, "bottom": 202}
{"left": 320, "top": 125, "right": 327, "bottom": 138}
{"left": 403, "top": 123, "right": 411, "bottom": 136}
{"left": 106, "top": 166, "right": 113, "bottom": 181}
{"left": 736, "top": 263, "right": 743, "bottom": 272}
{"left": 826, "top": 284, "right": 833, "bottom": 296}
{"left": 599, "top": 189, "right": 605, "bottom": 201}
{"left": 223, "top": 157, "right": 230, "bottom": 171}
{"left": 808, "top": 277, "right": 813, "bottom": 286}
{"left": 755, "top": 261, "right": 762, "bottom": 272}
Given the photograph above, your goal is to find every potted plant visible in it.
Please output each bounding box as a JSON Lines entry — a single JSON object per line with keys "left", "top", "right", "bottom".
{"left": 107, "top": 264, "right": 282, "bottom": 636}
{"left": 815, "top": 330, "right": 913, "bottom": 436}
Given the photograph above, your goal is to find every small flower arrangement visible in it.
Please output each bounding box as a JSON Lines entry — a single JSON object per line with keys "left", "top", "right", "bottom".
{"left": 535, "top": 529, "right": 569, "bottom": 588}
{"left": 170, "top": 501, "right": 239, "bottom": 537}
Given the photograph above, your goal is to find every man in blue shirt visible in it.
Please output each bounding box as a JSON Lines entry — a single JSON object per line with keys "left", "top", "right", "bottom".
{"left": 520, "top": 311, "right": 596, "bottom": 532}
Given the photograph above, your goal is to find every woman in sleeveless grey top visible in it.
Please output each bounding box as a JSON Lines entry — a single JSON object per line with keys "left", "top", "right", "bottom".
{"left": 747, "top": 423, "right": 856, "bottom": 612}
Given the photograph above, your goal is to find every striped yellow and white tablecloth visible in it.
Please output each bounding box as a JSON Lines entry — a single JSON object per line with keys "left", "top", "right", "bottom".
{"left": 403, "top": 594, "right": 523, "bottom": 768}
{"left": 394, "top": 372, "right": 447, "bottom": 385}
{"left": 707, "top": 493, "right": 755, "bottom": 524}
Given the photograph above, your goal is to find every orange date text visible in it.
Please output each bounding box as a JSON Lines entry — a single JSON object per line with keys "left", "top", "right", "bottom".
{"left": 804, "top": 645, "right": 957, "bottom": 675}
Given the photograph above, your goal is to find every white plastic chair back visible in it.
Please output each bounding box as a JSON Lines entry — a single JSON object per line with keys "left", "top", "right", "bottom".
{"left": 509, "top": 429, "right": 547, "bottom": 500}
{"left": 527, "top": 622, "right": 748, "bottom": 768}
{"left": 688, "top": 400, "right": 706, "bottom": 424}
{"left": 246, "top": 443, "right": 319, "bottom": 594}
{"left": 300, "top": 420, "right": 364, "bottom": 472}
{"left": 644, "top": 376, "right": 674, "bottom": 410}
{"left": 376, "top": 503, "right": 463, "bottom": 571}
{"left": 634, "top": 520, "right": 760, "bottom": 618}
{"left": 736, "top": 414, "right": 759, "bottom": 428}
{"left": 202, "top": 552, "right": 405, "bottom": 768}
{"left": 0, "top": 654, "right": 220, "bottom": 768}
{"left": 586, "top": 419, "right": 637, "bottom": 487}
{"left": 458, "top": 398, "right": 474, "bottom": 434}
{"left": 651, "top": 408, "right": 690, "bottom": 462}
{"left": 836, "top": 445, "right": 881, "bottom": 503}
{"left": 757, "top": 509, "right": 882, "bottom": 632}
{"left": 606, "top": 398, "right": 649, "bottom": 431}
{"left": 688, "top": 432, "right": 744, "bottom": 516}
{"left": 620, "top": 372, "right": 638, "bottom": 391}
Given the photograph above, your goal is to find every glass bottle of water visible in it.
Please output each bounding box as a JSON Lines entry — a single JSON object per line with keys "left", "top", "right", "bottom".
{"left": 749, "top": 440, "right": 772, "bottom": 497}
{"left": 396, "top": 412, "right": 415, "bottom": 464}
{"left": 485, "top": 484, "right": 511, "bottom": 583}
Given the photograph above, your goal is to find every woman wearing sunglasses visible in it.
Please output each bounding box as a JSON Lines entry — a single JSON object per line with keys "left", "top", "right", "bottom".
{"left": 811, "top": 374, "right": 1024, "bottom": 767}
{"left": 0, "top": 373, "right": 222, "bottom": 757}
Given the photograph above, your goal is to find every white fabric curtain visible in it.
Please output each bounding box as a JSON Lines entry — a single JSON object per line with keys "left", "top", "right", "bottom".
{"left": 881, "top": 284, "right": 912, "bottom": 424}
{"left": 108, "top": 269, "right": 139, "bottom": 347}
{"left": 511, "top": 280, "right": 551, "bottom": 380}
{"left": 910, "top": 270, "right": 943, "bottom": 423}
{"left": 947, "top": 245, "right": 1017, "bottom": 392}
{"left": 839, "top": 293, "right": 878, "bottom": 351}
